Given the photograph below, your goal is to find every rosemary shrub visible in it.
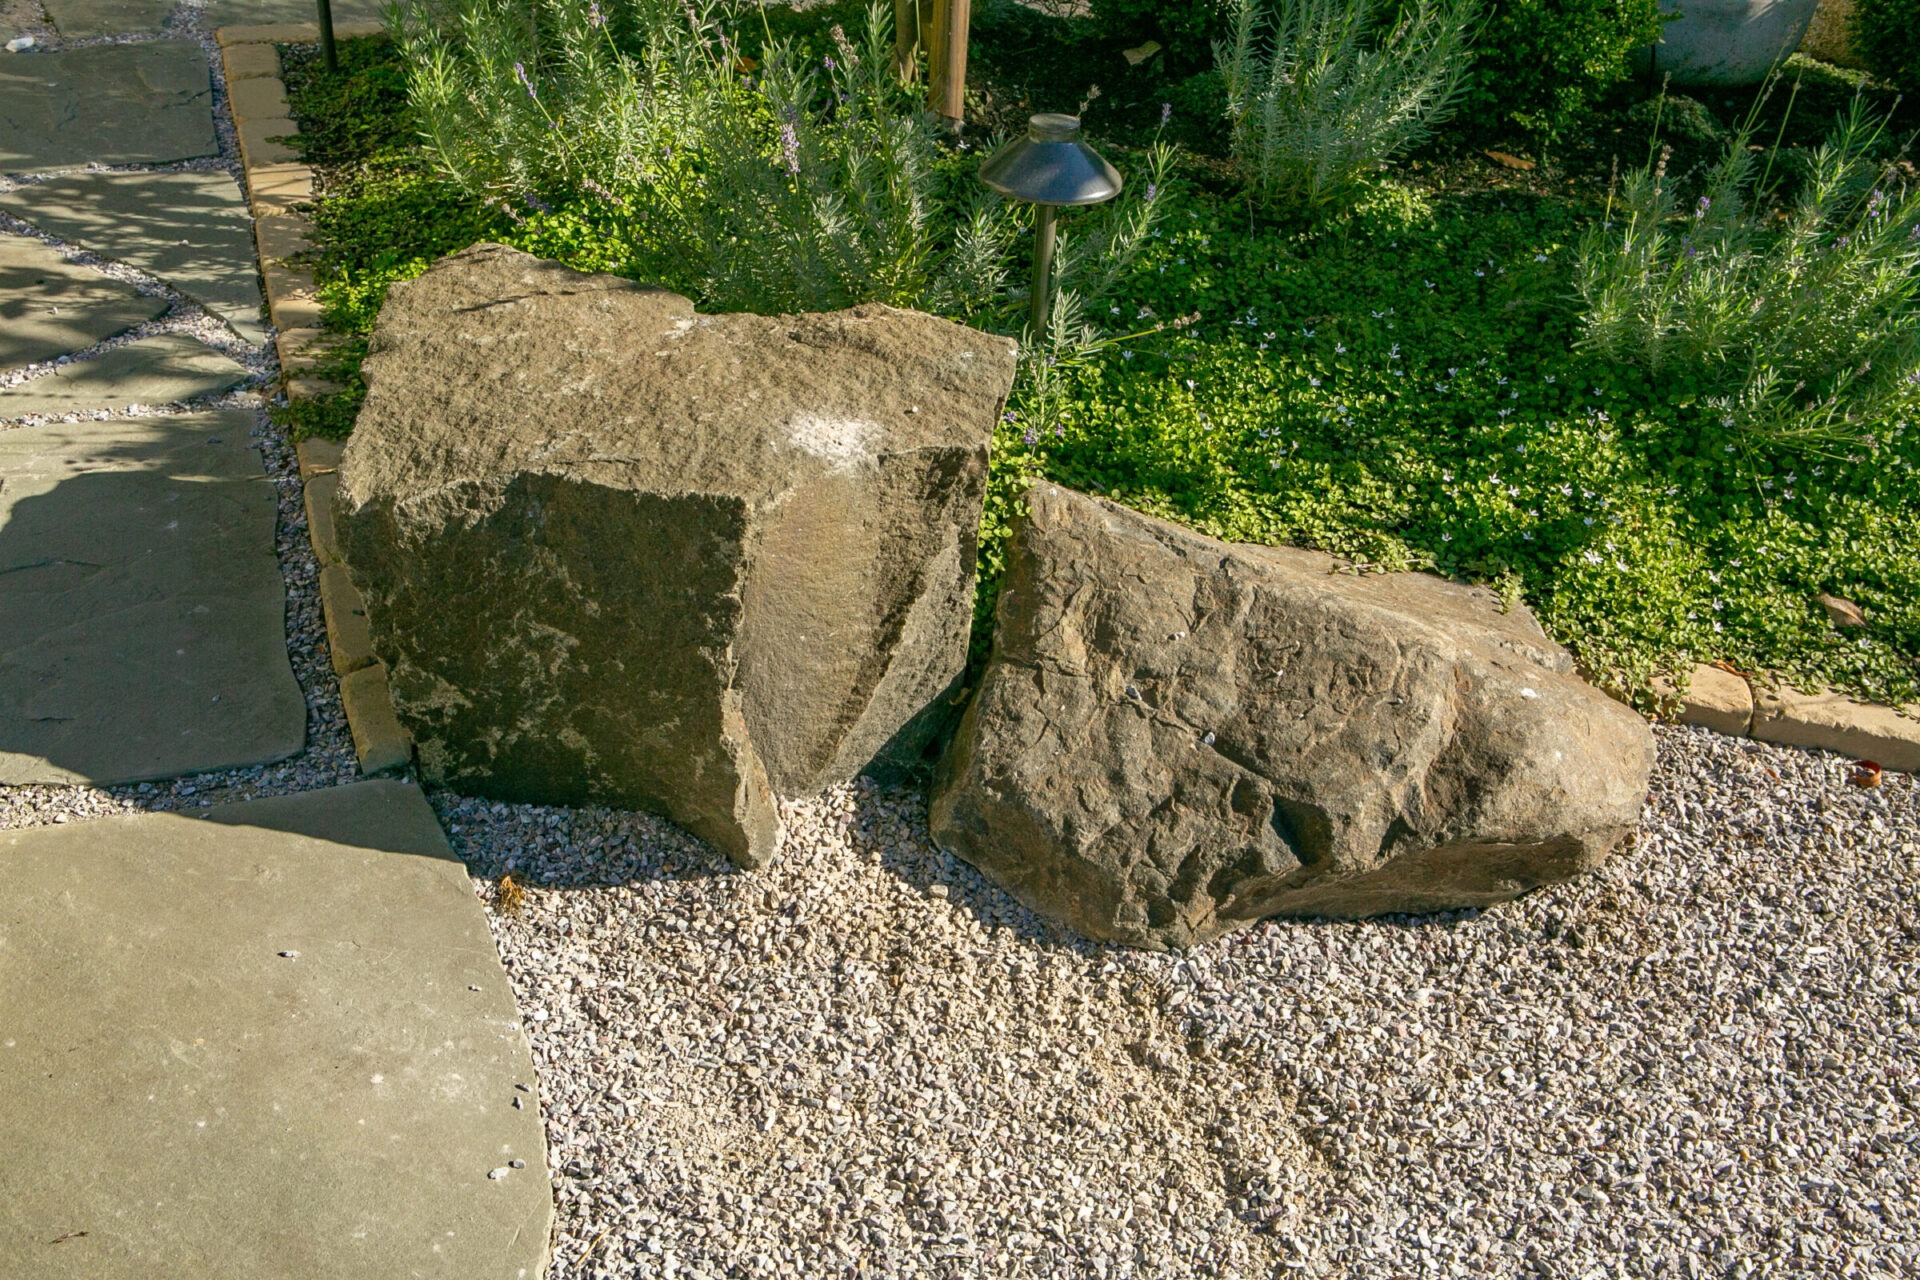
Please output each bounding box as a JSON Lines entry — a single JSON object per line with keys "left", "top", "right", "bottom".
{"left": 1575, "top": 99, "right": 1920, "bottom": 449}
{"left": 1218, "top": 0, "right": 1477, "bottom": 214}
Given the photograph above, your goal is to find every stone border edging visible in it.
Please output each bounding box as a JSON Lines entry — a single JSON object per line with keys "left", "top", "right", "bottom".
{"left": 296, "top": 438, "right": 412, "bottom": 774}
{"left": 222, "top": 18, "right": 412, "bottom": 778}
{"left": 1659, "top": 663, "right": 1919, "bottom": 773}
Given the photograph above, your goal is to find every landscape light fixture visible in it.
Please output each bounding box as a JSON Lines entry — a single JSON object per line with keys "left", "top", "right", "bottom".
{"left": 316, "top": 0, "right": 337, "bottom": 71}
{"left": 978, "top": 113, "right": 1122, "bottom": 338}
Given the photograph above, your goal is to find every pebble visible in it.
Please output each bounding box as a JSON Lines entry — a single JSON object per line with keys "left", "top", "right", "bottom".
{"left": 438, "top": 725, "right": 1917, "bottom": 1279}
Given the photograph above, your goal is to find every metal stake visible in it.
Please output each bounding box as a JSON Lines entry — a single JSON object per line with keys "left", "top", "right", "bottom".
{"left": 316, "top": 0, "right": 338, "bottom": 72}
{"left": 1029, "top": 203, "right": 1057, "bottom": 339}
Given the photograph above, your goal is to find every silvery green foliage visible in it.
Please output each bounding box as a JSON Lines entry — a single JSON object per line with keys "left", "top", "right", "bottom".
{"left": 398, "top": 0, "right": 931, "bottom": 314}
{"left": 395, "top": 0, "right": 1172, "bottom": 328}
{"left": 1575, "top": 99, "right": 1920, "bottom": 448}
{"left": 1219, "top": 0, "right": 1476, "bottom": 214}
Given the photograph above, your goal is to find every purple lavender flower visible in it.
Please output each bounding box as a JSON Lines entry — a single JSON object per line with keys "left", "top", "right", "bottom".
{"left": 1694, "top": 195, "right": 1710, "bottom": 218}
{"left": 1144, "top": 183, "right": 1157, "bottom": 202}
{"left": 514, "top": 61, "right": 536, "bottom": 98}
{"left": 589, "top": 1, "right": 603, "bottom": 25}
{"left": 1022, "top": 427, "right": 1038, "bottom": 446}
{"left": 779, "top": 120, "right": 800, "bottom": 176}
{"left": 824, "top": 54, "right": 836, "bottom": 70}
{"left": 1160, "top": 102, "right": 1171, "bottom": 127}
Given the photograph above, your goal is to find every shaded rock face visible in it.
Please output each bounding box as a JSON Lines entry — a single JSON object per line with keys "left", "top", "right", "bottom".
{"left": 336, "top": 244, "right": 1017, "bottom": 868}
{"left": 930, "top": 485, "right": 1654, "bottom": 949}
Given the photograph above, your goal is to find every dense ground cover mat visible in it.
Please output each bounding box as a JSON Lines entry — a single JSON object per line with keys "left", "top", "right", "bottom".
{"left": 275, "top": 6, "right": 1920, "bottom": 711}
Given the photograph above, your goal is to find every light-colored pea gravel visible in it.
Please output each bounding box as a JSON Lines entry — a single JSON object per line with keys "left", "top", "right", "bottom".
{"left": 442, "top": 725, "right": 1918, "bottom": 1280}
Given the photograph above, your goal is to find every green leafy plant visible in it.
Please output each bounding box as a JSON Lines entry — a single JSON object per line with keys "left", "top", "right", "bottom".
{"left": 396, "top": 0, "right": 1167, "bottom": 318}
{"left": 1457, "top": 0, "right": 1664, "bottom": 143}
{"left": 1219, "top": 0, "right": 1478, "bottom": 214}
{"left": 1574, "top": 98, "right": 1920, "bottom": 448}
{"left": 282, "top": 11, "right": 1920, "bottom": 705}
{"left": 1852, "top": 0, "right": 1920, "bottom": 94}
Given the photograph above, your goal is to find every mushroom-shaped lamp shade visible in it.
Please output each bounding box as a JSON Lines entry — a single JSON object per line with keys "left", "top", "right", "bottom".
{"left": 979, "top": 113, "right": 1123, "bottom": 207}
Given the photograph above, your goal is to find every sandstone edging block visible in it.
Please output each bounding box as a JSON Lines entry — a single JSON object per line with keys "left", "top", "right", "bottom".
{"left": 216, "top": 20, "right": 385, "bottom": 46}
{"left": 340, "top": 662, "right": 413, "bottom": 775}
{"left": 1753, "top": 685, "right": 1920, "bottom": 773}
{"left": 221, "top": 21, "right": 415, "bottom": 782}
{"left": 220, "top": 40, "right": 281, "bottom": 81}
{"left": 317, "top": 563, "right": 375, "bottom": 675}
{"left": 1651, "top": 662, "right": 1919, "bottom": 772}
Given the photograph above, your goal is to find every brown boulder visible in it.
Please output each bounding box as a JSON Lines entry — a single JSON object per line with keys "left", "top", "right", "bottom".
{"left": 930, "top": 484, "right": 1654, "bottom": 948}
{"left": 335, "top": 245, "right": 1017, "bottom": 867}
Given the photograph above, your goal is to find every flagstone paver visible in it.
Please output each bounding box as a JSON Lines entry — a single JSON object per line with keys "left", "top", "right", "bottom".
{"left": 0, "top": 332, "right": 250, "bottom": 417}
{"left": 0, "top": 409, "right": 305, "bottom": 783}
{"left": 42, "top": 0, "right": 172, "bottom": 37}
{"left": 0, "top": 41, "right": 215, "bottom": 172}
{"left": 0, "top": 169, "right": 268, "bottom": 342}
{"left": 0, "top": 231, "right": 168, "bottom": 368}
{"left": 1, "top": 19, "right": 556, "bottom": 1280}
{"left": 0, "top": 780, "right": 553, "bottom": 1280}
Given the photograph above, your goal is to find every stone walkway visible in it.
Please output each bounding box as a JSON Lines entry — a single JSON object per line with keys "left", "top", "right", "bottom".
{"left": 0, "top": 6, "right": 550, "bottom": 1275}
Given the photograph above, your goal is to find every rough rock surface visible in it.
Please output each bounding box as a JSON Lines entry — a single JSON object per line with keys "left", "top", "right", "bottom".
{"left": 336, "top": 244, "right": 1016, "bottom": 868}
{"left": 931, "top": 484, "right": 1654, "bottom": 948}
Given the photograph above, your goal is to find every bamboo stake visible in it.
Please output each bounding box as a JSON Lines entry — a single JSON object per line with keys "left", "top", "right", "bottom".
{"left": 929, "top": 0, "right": 970, "bottom": 128}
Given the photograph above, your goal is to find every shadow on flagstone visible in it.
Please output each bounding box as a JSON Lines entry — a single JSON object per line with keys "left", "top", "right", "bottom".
{"left": 0, "top": 41, "right": 216, "bottom": 172}
{"left": 0, "top": 232, "right": 169, "bottom": 370}
{"left": 0, "top": 410, "right": 305, "bottom": 784}
{"left": 0, "top": 171, "right": 268, "bottom": 344}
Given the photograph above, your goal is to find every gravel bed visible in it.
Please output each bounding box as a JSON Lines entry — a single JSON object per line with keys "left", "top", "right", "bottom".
{"left": 443, "top": 726, "right": 1918, "bottom": 1280}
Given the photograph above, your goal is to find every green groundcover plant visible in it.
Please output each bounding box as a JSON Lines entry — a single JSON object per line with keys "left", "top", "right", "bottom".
{"left": 1458, "top": 0, "right": 1664, "bottom": 142}
{"left": 281, "top": 16, "right": 1920, "bottom": 708}
{"left": 1087, "top": 0, "right": 1238, "bottom": 74}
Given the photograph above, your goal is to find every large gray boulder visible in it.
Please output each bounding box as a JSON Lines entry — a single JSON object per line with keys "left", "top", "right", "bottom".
{"left": 336, "top": 244, "right": 1017, "bottom": 868}
{"left": 931, "top": 484, "right": 1654, "bottom": 949}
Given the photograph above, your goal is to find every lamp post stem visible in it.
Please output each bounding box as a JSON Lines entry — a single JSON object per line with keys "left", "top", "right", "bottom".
{"left": 1029, "top": 203, "right": 1057, "bottom": 340}
{"left": 316, "top": 0, "right": 338, "bottom": 72}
